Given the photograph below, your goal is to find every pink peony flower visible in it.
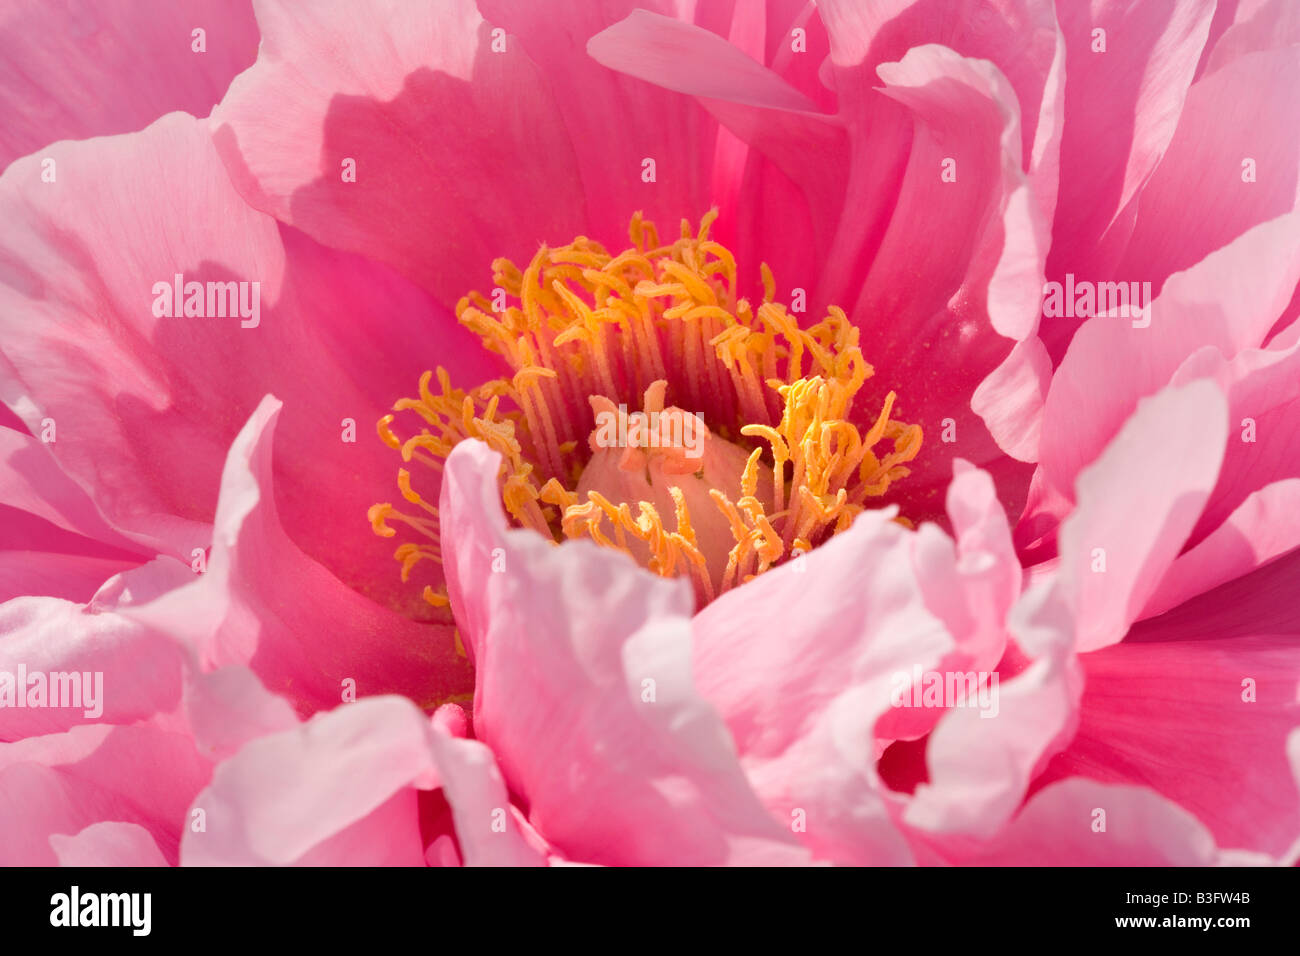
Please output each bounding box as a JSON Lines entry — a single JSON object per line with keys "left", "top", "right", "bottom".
{"left": 1, "top": 0, "right": 1297, "bottom": 867}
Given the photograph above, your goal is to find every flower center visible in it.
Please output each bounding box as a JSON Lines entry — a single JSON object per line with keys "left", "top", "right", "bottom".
{"left": 368, "top": 212, "right": 922, "bottom": 608}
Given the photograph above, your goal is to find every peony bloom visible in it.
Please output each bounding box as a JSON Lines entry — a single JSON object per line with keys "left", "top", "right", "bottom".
{"left": 1, "top": 0, "right": 1298, "bottom": 868}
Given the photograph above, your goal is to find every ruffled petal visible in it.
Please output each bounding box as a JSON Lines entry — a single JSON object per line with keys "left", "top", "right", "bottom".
{"left": 440, "top": 438, "right": 807, "bottom": 865}
{"left": 125, "top": 397, "right": 473, "bottom": 717}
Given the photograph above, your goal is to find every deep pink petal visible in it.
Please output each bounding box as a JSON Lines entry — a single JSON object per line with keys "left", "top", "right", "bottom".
{"left": 586, "top": 8, "right": 846, "bottom": 281}
{"left": 0, "top": 428, "right": 143, "bottom": 553}
{"left": 1035, "top": 632, "right": 1300, "bottom": 858}
{"left": 212, "top": 0, "right": 589, "bottom": 304}
{"left": 848, "top": 45, "right": 1046, "bottom": 522}
{"left": 815, "top": 0, "right": 1064, "bottom": 217}
{"left": 1041, "top": 0, "right": 1216, "bottom": 358}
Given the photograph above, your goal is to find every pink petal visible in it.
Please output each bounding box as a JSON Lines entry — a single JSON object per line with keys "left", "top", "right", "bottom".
{"left": 847, "top": 45, "right": 1046, "bottom": 521}
{"left": 182, "top": 694, "right": 544, "bottom": 867}
{"left": 427, "top": 729, "right": 545, "bottom": 867}
{"left": 1142, "top": 479, "right": 1300, "bottom": 619}
{"left": 50, "top": 821, "right": 169, "bottom": 867}
{"left": 816, "top": 0, "right": 1064, "bottom": 208}
{"left": 692, "top": 502, "right": 961, "bottom": 862}
{"left": 0, "top": 550, "right": 137, "bottom": 606}
{"left": 1033, "top": 211, "right": 1300, "bottom": 531}
{"left": 181, "top": 666, "right": 299, "bottom": 763}
{"left": 972, "top": 333, "right": 1053, "bottom": 463}
{"left": 0, "top": 559, "right": 192, "bottom": 741}
{"left": 972, "top": 778, "right": 1269, "bottom": 865}
{"left": 487, "top": 1, "right": 731, "bottom": 251}
{"left": 0, "top": 0, "right": 258, "bottom": 169}
{"left": 0, "top": 427, "right": 142, "bottom": 552}
{"left": 126, "top": 396, "right": 473, "bottom": 716}
{"left": 181, "top": 697, "right": 436, "bottom": 866}
{"left": 212, "top": 0, "right": 589, "bottom": 304}
{"left": 1178, "top": 335, "right": 1300, "bottom": 547}
{"left": 0, "top": 111, "right": 478, "bottom": 611}
{"left": 1042, "top": 0, "right": 1216, "bottom": 357}
{"left": 1116, "top": 47, "right": 1300, "bottom": 303}
{"left": 1057, "top": 380, "right": 1228, "bottom": 652}
{"left": 440, "top": 439, "right": 807, "bottom": 866}
{"left": 0, "top": 720, "right": 213, "bottom": 866}
{"left": 586, "top": 8, "right": 846, "bottom": 280}
{"left": 1201, "top": 0, "right": 1300, "bottom": 76}
{"left": 1035, "top": 631, "right": 1300, "bottom": 858}
{"left": 902, "top": 579, "right": 1081, "bottom": 841}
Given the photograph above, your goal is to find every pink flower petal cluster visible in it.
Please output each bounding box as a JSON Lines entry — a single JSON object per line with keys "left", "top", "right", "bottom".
{"left": 1, "top": 0, "right": 1297, "bottom": 866}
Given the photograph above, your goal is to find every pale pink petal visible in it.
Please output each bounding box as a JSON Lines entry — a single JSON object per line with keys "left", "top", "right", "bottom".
{"left": 50, "top": 821, "right": 169, "bottom": 867}
{"left": 0, "top": 720, "right": 213, "bottom": 866}
{"left": 0, "top": 560, "right": 192, "bottom": 741}
{"left": 428, "top": 729, "right": 546, "bottom": 867}
{"left": 1202, "top": 0, "right": 1300, "bottom": 75}
{"left": 972, "top": 778, "right": 1270, "bottom": 866}
{"left": 692, "top": 505, "right": 955, "bottom": 863}
{"left": 972, "top": 333, "right": 1053, "bottom": 463}
{"left": 1033, "top": 211, "right": 1300, "bottom": 528}
{"left": 126, "top": 397, "right": 473, "bottom": 717}
{"left": 1142, "top": 480, "right": 1300, "bottom": 619}
{"left": 181, "top": 666, "right": 299, "bottom": 763}
{"left": 440, "top": 439, "right": 807, "bottom": 866}
{"left": 182, "top": 696, "right": 436, "bottom": 866}
{"left": 0, "top": 0, "right": 258, "bottom": 169}
{"left": 902, "top": 578, "right": 1081, "bottom": 841}
{"left": 1057, "top": 380, "right": 1228, "bottom": 652}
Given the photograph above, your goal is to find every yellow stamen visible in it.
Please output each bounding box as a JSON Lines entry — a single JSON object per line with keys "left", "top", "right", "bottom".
{"left": 372, "top": 213, "right": 922, "bottom": 607}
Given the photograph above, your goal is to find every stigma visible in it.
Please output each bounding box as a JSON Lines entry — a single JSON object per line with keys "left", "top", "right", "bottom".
{"left": 369, "top": 212, "right": 922, "bottom": 609}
